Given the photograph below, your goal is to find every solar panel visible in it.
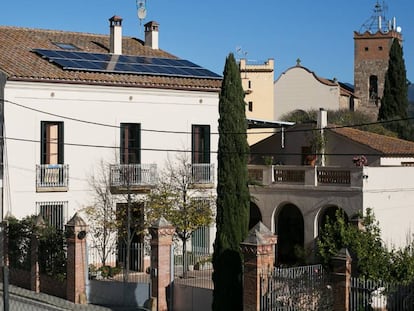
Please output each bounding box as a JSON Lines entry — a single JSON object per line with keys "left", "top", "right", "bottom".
{"left": 34, "top": 49, "right": 222, "bottom": 79}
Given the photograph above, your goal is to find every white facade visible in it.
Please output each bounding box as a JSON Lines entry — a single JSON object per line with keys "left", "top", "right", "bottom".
{"left": 274, "top": 66, "right": 350, "bottom": 120}
{"left": 3, "top": 81, "right": 219, "bottom": 224}
{"left": 362, "top": 166, "right": 414, "bottom": 249}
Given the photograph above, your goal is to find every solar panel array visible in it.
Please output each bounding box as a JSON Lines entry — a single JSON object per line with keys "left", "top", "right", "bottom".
{"left": 34, "top": 49, "right": 222, "bottom": 79}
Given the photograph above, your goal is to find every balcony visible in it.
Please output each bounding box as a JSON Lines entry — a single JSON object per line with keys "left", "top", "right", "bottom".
{"left": 36, "top": 164, "right": 69, "bottom": 192}
{"left": 190, "top": 163, "right": 215, "bottom": 188}
{"left": 110, "top": 164, "right": 157, "bottom": 194}
{"left": 248, "top": 165, "right": 364, "bottom": 189}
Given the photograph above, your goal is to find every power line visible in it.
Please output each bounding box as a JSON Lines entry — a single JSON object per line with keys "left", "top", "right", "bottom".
{"left": 5, "top": 136, "right": 413, "bottom": 157}
{"left": 3, "top": 98, "right": 414, "bottom": 136}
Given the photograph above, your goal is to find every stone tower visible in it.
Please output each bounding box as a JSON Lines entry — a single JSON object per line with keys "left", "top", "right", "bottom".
{"left": 354, "top": 1, "right": 402, "bottom": 120}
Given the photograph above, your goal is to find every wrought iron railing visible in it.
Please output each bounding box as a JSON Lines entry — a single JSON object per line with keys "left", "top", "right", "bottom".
{"left": 191, "top": 163, "right": 215, "bottom": 184}
{"left": 36, "top": 164, "right": 69, "bottom": 190}
{"left": 110, "top": 163, "right": 157, "bottom": 187}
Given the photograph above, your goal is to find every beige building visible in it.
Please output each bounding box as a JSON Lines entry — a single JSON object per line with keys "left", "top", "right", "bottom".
{"left": 239, "top": 58, "right": 277, "bottom": 145}
{"left": 274, "top": 61, "right": 357, "bottom": 120}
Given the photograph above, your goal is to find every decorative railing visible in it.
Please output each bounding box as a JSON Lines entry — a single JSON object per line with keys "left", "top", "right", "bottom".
{"left": 247, "top": 165, "right": 363, "bottom": 188}
{"left": 36, "top": 164, "right": 69, "bottom": 191}
{"left": 274, "top": 168, "right": 305, "bottom": 183}
{"left": 191, "top": 163, "right": 215, "bottom": 185}
{"left": 317, "top": 168, "right": 351, "bottom": 185}
{"left": 110, "top": 164, "right": 157, "bottom": 188}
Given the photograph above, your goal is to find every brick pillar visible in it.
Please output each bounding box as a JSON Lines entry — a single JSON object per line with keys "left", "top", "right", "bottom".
{"left": 65, "top": 213, "right": 88, "bottom": 304}
{"left": 149, "top": 217, "right": 175, "bottom": 311}
{"left": 240, "top": 222, "right": 277, "bottom": 311}
{"left": 331, "top": 248, "right": 352, "bottom": 311}
{"left": 30, "top": 215, "right": 45, "bottom": 292}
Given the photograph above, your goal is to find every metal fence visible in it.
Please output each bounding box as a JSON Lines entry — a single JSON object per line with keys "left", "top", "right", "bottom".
{"left": 260, "top": 264, "right": 333, "bottom": 311}
{"left": 350, "top": 277, "right": 414, "bottom": 311}
{"left": 88, "top": 242, "right": 150, "bottom": 283}
{"left": 173, "top": 248, "right": 213, "bottom": 290}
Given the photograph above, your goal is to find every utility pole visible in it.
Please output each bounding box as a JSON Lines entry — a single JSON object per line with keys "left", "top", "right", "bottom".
{"left": 0, "top": 97, "right": 9, "bottom": 311}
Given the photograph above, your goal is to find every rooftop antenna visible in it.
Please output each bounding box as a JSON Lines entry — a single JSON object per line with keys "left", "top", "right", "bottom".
{"left": 236, "top": 46, "right": 249, "bottom": 78}
{"left": 359, "top": 1, "right": 390, "bottom": 33}
{"left": 137, "top": 0, "right": 147, "bottom": 26}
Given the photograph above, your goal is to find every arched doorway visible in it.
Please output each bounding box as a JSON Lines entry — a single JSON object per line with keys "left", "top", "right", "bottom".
{"left": 318, "top": 205, "right": 349, "bottom": 235}
{"left": 275, "top": 204, "right": 304, "bottom": 266}
{"left": 249, "top": 202, "right": 262, "bottom": 230}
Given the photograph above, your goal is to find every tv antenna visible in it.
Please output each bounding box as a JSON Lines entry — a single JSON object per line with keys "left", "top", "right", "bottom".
{"left": 236, "top": 46, "right": 248, "bottom": 59}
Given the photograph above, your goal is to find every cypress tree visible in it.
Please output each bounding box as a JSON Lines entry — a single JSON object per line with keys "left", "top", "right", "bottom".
{"left": 378, "top": 38, "right": 412, "bottom": 140}
{"left": 212, "top": 53, "right": 250, "bottom": 311}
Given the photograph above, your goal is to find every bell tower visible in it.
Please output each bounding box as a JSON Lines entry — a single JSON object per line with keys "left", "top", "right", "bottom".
{"left": 354, "top": 1, "right": 402, "bottom": 120}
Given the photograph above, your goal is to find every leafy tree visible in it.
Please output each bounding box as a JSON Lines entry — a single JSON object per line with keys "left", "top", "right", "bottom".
{"left": 144, "top": 154, "right": 214, "bottom": 278}
{"left": 378, "top": 38, "right": 413, "bottom": 140}
{"left": 318, "top": 209, "right": 389, "bottom": 280}
{"left": 212, "top": 53, "right": 250, "bottom": 311}
{"left": 83, "top": 160, "right": 143, "bottom": 282}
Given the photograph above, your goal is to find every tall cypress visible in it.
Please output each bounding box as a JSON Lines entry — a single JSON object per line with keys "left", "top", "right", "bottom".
{"left": 378, "top": 38, "right": 412, "bottom": 140}
{"left": 212, "top": 53, "right": 250, "bottom": 310}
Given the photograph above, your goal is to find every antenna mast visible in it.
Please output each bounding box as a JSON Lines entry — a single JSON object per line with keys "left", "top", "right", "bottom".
{"left": 359, "top": 1, "right": 389, "bottom": 33}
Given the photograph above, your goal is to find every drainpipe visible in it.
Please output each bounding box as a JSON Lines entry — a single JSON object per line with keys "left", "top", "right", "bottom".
{"left": 317, "top": 108, "right": 327, "bottom": 167}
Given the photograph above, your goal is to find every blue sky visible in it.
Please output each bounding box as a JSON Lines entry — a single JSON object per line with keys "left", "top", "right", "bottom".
{"left": 1, "top": 0, "right": 413, "bottom": 84}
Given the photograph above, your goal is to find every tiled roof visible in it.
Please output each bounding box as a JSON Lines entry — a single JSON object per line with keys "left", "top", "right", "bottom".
{"left": 329, "top": 126, "right": 414, "bottom": 155}
{"left": 0, "top": 26, "right": 222, "bottom": 91}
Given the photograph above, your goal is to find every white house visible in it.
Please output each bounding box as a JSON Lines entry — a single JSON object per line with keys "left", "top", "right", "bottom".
{"left": 274, "top": 61, "right": 358, "bottom": 120}
{"left": 249, "top": 110, "right": 414, "bottom": 264}
{"left": 0, "top": 17, "right": 221, "bottom": 257}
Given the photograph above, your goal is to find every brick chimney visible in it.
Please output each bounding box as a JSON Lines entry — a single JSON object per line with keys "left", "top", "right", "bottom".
{"left": 109, "top": 15, "right": 123, "bottom": 54}
{"left": 145, "top": 21, "right": 159, "bottom": 50}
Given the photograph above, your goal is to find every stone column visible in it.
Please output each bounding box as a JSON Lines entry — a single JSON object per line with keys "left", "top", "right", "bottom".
{"left": 331, "top": 248, "right": 352, "bottom": 311}
{"left": 65, "top": 213, "right": 88, "bottom": 304}
{"left": 149, "top": 217, "right": 175, "bottom": 311}
{"left": 30, "top": 215, "right": 45, "bottom": 292}
{"left": 240, "top": 222, "right": 277, "bottom": 311}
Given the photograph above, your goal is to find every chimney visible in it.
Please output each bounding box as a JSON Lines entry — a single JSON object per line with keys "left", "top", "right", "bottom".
{"left": 145, "top": 21, "right": 159, "bottom": 50}
{"left": 109, "top": 16, "right": 123, "bottom": 54}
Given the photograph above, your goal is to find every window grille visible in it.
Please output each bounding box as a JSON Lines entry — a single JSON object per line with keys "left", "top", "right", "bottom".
{"left": 36, "top": 201, "right": 68, "bottom": 230}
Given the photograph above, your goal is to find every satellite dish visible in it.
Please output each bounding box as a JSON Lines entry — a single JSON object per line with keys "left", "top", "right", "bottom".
{"left": 138, "top": 7, "right": 147, "bottom": 20}
{"left": 396, "top": 26, "right": 402, "bottom": 33}
{"left": 137, "top": 0, "right": 147, "bottom": 23}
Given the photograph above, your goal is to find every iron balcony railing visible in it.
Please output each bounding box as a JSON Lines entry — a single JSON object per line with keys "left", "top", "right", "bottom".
{"left": 110, "top": 163, "right": 157, "bottom": 188}
{"left": 36, "top": 164, "right": 69, "bottom": 191}
{"left": 191, "top": 163, "right": 215, "bottom": 185}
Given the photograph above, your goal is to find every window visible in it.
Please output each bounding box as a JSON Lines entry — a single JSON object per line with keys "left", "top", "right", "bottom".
{"left": 120, "top": 123, "right": 141, "bottom": 164}
{"left": 248, "top": 80, "right": 252, "bottom": 89}
{"left": 192, "top": 125, "right": 210, "bottom": 164}
{"left": 248, "top": 101, "right": 253, "bottom": 112}
{"left": 364, "top": 47, "right": 369, "bottom": 51}
{"left": 53, "top": 42, "right": 79, "bottom": 50}
{"left": 36, "top": 201, "right": 68, "bottom": 230}
{"left": 369, "top": 75, "right": 378, "bottom": 103}
{"left": 41, "top": 121, "right": 64, "bottom": 165}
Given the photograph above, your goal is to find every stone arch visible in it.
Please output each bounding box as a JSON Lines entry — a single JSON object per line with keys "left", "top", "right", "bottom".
{"left": 249, "top": 201, "right": 262, "bottom": 230}
{"left": 274, "top": 203, "right": 304, "bottom": 266}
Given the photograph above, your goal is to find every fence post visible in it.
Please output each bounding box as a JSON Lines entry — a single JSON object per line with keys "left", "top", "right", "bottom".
{"left": 30, "top": 215, "right": 45, "bottom": 293}
{"left": 331, "top": 248, "right": 352, "bottom": 311}
{"left": 240, "top": 222, "right": 277, "bottom": 311}
{"left": 65, "top": 213, "right": 88, "bottom": 304}
{"left": 149, "top": 217, "right": 175, "bottom": 311}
